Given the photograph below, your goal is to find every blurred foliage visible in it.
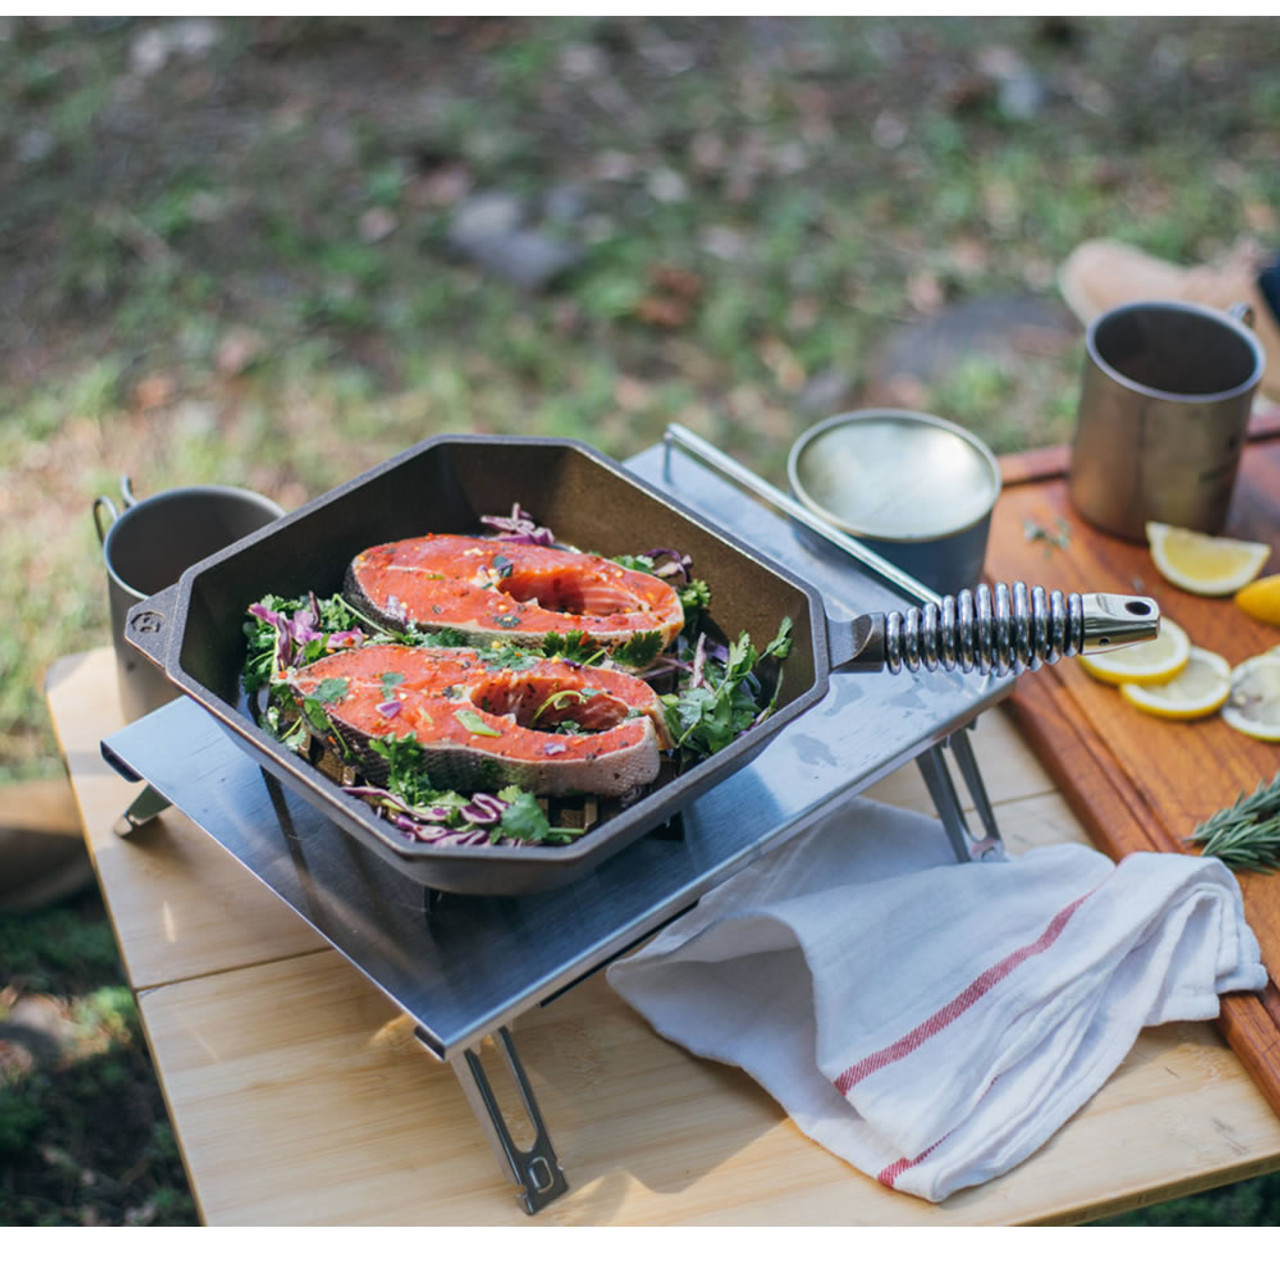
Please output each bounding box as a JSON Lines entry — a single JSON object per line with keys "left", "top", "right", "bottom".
{"left": 0, "top": 888, "right": 198, "bottom": 1225}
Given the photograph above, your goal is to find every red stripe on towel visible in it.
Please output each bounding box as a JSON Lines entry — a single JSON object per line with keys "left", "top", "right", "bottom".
{"left": 878, "top": 1137, "right": 945, "bottom": 1188}
{"left": 836, "top": 886, "right": 1097, "bottom": 1096}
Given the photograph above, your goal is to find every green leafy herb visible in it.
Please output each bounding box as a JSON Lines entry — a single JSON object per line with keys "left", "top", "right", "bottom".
{"left": 498, "top": 790, "right": 551, "bottom": 842}
{"left": 495, "top": 614, "right": 522, "bottom": 629}
{"left": 301, "top": 696, "right": 334, "bottom": 736}
{"left": 679, "top": 577, "right": 712, "bottom": 626}
{"left": 496, "top": 786, "right": 585, "bottom": 845}
{"left": 454, "top": 708, "right": 502, "bottom": 737}
{"left": 612, "top": 630, "right": 664, "bottom": 669}
{"left": 479, "top": 643, "right": 541, "bottom": 672}
{"left": 313, "top": 677, "right": 349, "bottom": 705}
{"left": 763, "top": 616, "right": 793, "bottom": 661}
{"left": 491, "top": 553, "right": 514, "bottom": 579}
{"left": 416, "top": 626, "right": 471, "bottom": 648}
{"left": 661, "top": 618, "right": 793, "bottom": 759}
{"left": 315, "top": 594, "right": 360, "bottom": 633}
{"left": 1187, "top": 772, "right": 1280, "bottom": 873}
{"left": 380, "top": 671, "right": 405, "bottom": 701}
{"left": 532, "top": 689, "right": 586, "bottom": 724}
{"left": 368, "top": 734, "right": 438, "bottom": 808}
{"left": 542, "top": 629, "right": 606, "bottom": 665}
{"left": 242, "top": 620, "right": 279, "bottom": 694}
{"left": 612, "top": 553, "right": 656, "bottom": 573}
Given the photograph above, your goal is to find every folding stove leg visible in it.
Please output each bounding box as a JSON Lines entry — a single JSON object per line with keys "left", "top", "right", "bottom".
{"left": 448, "top": 1026, "right": 568, "bottom": 1215}
{"left": 916, "top": 722, "right": 1004, "bottom": 863}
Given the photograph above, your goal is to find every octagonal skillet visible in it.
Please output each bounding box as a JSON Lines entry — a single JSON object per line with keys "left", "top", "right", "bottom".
{"left": 119, "top": 435, "right": 1158, "bottom": 895}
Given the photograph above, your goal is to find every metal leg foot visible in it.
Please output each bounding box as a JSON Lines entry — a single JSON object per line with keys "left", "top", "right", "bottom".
{"left": 445, "top": 1026, "right": 568, "bottom": 1215}
{"left": 916, "top": 723, "right": 1004, "bottom": 863}
{"left": 112, "top": 784, "right": 173, "bottom": 838}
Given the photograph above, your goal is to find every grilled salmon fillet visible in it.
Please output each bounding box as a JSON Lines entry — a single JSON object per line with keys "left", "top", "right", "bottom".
{"left": 345, "top": 535, "right": 684, "bottom": 652}
{"left": 289, "top": 643, "right": 670, "bottom": 797}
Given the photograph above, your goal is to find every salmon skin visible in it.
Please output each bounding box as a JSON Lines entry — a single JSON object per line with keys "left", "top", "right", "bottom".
{"left": 345, "top": 535, "right": 684, "bottom": 653}
{"left": 289, "top": 643, "right": 670, "bottom": 797}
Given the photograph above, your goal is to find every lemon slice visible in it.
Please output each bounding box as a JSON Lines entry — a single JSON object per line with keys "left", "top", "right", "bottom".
{"left": 1146, "top": 521, "right": 1270, "bottom": 596}
{"left": 1078, "top": 616, "right": 1190, "bottom": 686}
{"left": 1222, "top": 653, "right": 1280, "bottom": 741}
{"left": 1119, "top": 647, "right": 1230, "bottom": 720}
{"left": 1235, "top": 574, "right": 1280, "bottom": 626}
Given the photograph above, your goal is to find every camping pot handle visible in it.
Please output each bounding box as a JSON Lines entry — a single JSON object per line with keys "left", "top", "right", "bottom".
{"left": 92, "top": 476, "right": 139, "bottom": 545}
{"left": 92, "top": 496, "right": 119, "bottom": 545}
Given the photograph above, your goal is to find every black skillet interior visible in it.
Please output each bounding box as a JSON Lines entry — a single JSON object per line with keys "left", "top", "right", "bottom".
{"left": 158, "top": 435, "right": 828, "bottom": 893}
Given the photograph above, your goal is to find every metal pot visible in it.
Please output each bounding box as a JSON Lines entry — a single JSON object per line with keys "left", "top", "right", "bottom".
{"left": 788, "top": 409, "right": 1002, "bottom": 597}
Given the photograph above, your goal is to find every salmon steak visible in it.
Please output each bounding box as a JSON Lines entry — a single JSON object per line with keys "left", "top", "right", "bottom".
{"left": 289, "top": 643, "right": 670, "bottom": 797}
{"left": 344, "top": 535, "right": 684, "bottom": 652}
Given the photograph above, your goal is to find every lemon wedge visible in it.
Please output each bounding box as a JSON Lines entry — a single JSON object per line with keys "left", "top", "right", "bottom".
{"left": 1119, "top": 647, "right": 1230, "bottom": 720}
{"left": 1222, "top": 653, "right": 1280, "bottom": 741}
{"left": 1078, "top": 616, "right": 1190, "bottom": 686}
{"left": 1235, "top": 574, "right": 1280, "bottom": 626}
{"left": 1146, "top": 521, "right": 1270, "bottom": 596}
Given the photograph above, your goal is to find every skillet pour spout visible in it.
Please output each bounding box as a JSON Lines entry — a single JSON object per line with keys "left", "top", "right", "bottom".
{"left": 830, "top": 582, "right": 1160, "bottom": 677}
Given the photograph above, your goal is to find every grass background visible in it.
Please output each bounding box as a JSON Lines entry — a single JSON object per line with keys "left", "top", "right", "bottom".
{"left": 3, "top": 15, "right": 1280, "bottom": 1225}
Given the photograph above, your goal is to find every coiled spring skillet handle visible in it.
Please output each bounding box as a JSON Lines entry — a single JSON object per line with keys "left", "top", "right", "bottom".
{"left": 831, "top": 583, "right": 1161, "bottom": 677}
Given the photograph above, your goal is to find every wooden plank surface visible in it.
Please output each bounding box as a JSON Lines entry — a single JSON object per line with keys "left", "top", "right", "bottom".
{"left": 135, "top": 949, "right": 1280, "bottom": 1226}
{"left": 44, "top": 647, "right": 1280, "bottom": 1224}
{"left": 985, "top": 438, "right": 1280, "bottom": 1120}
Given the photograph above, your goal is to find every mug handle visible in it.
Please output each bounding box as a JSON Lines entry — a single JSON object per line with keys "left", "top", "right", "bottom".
{"left": 1229, "top": 301, "right": 1256, "bottom": 329}
{"left": 120, "top": 475, "right": 138, "bottom": 508}
{"left": 92, "top": 495, "right": 120, "bottom": 545}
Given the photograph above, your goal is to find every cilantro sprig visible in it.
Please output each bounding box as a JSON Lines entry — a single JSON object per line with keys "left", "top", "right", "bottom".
{"left": 661, "top": 618, "right": 793, "bottom": 758}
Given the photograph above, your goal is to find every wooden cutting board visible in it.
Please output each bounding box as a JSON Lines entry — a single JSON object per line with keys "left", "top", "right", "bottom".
{"left": 985, "top": 420, "right": 1280, "bottom": 1119}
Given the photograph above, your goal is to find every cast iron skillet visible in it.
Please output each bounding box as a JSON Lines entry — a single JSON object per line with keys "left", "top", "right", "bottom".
{"left": 117, "top": 435, "right": 845, "bottom": 894}
{"left": 117, "top": 434, "right": 1156, "bottom": 894}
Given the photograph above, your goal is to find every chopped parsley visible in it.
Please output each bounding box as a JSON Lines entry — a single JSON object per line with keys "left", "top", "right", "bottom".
{"left": 313, "top": 677, "right": 349, "bottom": 705}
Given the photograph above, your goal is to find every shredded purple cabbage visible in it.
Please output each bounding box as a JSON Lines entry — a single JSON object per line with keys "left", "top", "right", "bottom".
{"left": 690, "top": 631, "right": 708, "bottom": 689}
{"left": 645, "top": 548, "right": 694, "bottom": 584}
{"left": 344, "top": 782, "right": 518, "bottom": 846}
{"left": 479, "top": 502, "right": 556, "bottom": 546}
{"left": 460, "top": 793, "right": 506, "bottom": 825}
{"left": 327, "top": 629, "right": 364, "bottom": 651}
{"left": 375, "top": 699, "right": 402, "bottom": 718}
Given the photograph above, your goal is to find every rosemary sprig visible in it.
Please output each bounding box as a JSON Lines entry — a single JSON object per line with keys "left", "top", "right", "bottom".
{"left": 1186, "top": 772, "right": 1280, "bottom": 873}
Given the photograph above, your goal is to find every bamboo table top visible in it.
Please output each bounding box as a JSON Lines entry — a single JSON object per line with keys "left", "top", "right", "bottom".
{"left": 45, "top": 646, "right": 1280, "bottom": 1225}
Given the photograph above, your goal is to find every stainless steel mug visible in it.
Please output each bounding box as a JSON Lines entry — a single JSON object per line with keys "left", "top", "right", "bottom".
{"left": 1067, "top": 299, "right": 1265, "bottom": 541}
{"left": 94, "top": 478, "right": 285, "bottom": 721}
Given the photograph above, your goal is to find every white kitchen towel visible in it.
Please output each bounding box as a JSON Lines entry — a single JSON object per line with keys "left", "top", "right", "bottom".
{"left": 607, "top": 796, "right": 1267, "bottom": 1202}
